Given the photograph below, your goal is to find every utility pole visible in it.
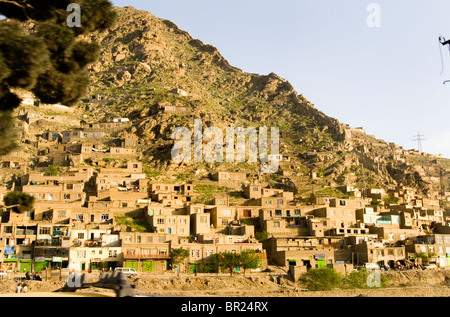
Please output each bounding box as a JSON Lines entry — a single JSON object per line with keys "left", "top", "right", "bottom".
{"left": 412, "top": 132, "right": 426, "bottom": 153}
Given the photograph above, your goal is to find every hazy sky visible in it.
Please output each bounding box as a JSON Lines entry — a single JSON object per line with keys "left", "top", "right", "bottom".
{"left": 111, "top": 0, "right": 450, "bottom": 158}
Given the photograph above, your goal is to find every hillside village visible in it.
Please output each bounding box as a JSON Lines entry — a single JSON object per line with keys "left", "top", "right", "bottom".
{"left": 0, "top": 92, "right": 449, "bottom": 279}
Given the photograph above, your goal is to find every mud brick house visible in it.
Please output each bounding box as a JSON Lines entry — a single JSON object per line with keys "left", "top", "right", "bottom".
{"left": 263, "top": 236, "right": 340, "bottom": 270}
{"left": 353, "top": 239, "right": 406, "bottom": 268}
{"left": 120, "top": 232, "right": 172, "bottom": 272}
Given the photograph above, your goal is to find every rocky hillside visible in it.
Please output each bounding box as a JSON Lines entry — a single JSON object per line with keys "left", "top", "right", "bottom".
{"left": 69, "top": 6, "right": 449, "bottom": 199}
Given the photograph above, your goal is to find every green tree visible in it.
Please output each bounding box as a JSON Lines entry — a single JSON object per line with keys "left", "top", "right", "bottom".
{"left": 299, "top": 267, "right": 343, "bottom": 291}
{"left": 169, "top": 247, "right": 190, "bottom": 275}
{"left": 383, "top": 193, "right": 399, "bottom": 205}
{"left": 0, "top": 111, "right": 18, "bottom": 155}
{"left": 239, "top": 250, "right": 262, "bottom": 276}
{"left": 0, "top": 0, "right": 116, "bottom": 154}
{"left": 341, "top": 270, "right": 370, "bottom": 289}
{"left": 45, "top": 164, "right": 59, "bottom": 176}
{"left": 210, "top": 251, "right": 241, "bottom": 276}
{"left": 210, "top": 252, "right": 226, "bottom": 274}
{"left": 3, "top": 191, "right": 35, "bottom": 213}
{"left": 255, "top": 231, "right": 270, "bottom": 243}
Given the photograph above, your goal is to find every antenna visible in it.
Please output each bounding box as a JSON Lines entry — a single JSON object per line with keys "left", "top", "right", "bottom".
{"left": 412, "top": 132, "right": 426, "bottom": 153}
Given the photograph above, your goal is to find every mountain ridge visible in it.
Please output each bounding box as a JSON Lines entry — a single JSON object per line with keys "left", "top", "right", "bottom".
{"left": 34, "top": 5, "right": 450, "bottom": 200}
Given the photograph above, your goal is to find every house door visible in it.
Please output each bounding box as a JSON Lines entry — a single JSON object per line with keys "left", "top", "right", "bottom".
{"left": 125, "top": 261, "right": 138, "bottom": 270}
{"left": 142, "top": 261, "right": 155, "bottom": 272}
{"left": 316, "top": 259, "right": 325, "bottom": 269}
{"left": 168, "top": 228, "right": 172, "bottom": 234}
{"left": 302, "top": 259, "right": 312, "bottom": 270}
{"left": 80, "top": 262, "right": 85, "bottom": 271}
{"left": 243, "top": 210, "right": 251, "bottom": 217}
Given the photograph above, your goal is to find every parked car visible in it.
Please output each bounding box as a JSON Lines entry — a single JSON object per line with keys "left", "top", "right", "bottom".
{"left": 364, "top": 263, "right": 381, "bottom": 271}
{"left": 423, "top": 264, "right": 438, "bottom": 270}
{"left": 114, "top": 267, "right": 137, "bottom": 277}
{"left": 0, "top": 270, "right": 8, "bottom": 279}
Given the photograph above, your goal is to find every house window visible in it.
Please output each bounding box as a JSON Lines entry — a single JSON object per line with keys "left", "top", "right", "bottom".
{"left": 124, "top": 236, "right": 132, "bottom": 243}
{"left": 205, "top": 250, "right": 213, "bottom": 257}
{"left": 146, "top": 236, "right": 153, "bottom": 243}
{"left": 122, "top": 202, "right": 128, "bottom": 207}
{"left": 75, "top": 214, "right": 83, "bottom": 221}
{"left": 168, "top": 218, "right": 175, "bottom": 225}
{"left": 265, "top": 200, "right": 272, "bottom": 205}
{"left": 294, "top": 209, "right": 301, "bottom": 216}
{"left": 180, "top": 218, "right": 187, "bottom": 224}
{"left": 64, "top": 194, "right": 71, "bottom": 200}
{"left": 58, "top": 210, "right": 66, "bottom": 218}
{"left": 127, "top": 249, "right": 135, "bottom": 256}
{"left": 101, "top": 214, "right": 109, "bottom": 221}
{"left": 109, "top": 250, "right": 117, "bottom": 257}
{"left": 275, "top": 210, "right": 282, "bottom": 216}
{"left": 39, "top": 227, "right": 51, "bottom": 235}
{"left": 137, "top": 236, "right": 141, "bottom": 243}
{"left": 340, "top": 200, "right": 346, "bottom": 206}
{"left": 142, "top": 249, "right": 150, "bottom": 255}
{"left": 277, "top": 199, "right": 283, "bottom": 205}
{"left": 191, "top": 250, "right": 200, "bottom": 257}
{"left": 78, "top": 233, "right": 85, "bottom": 239}
{"left": 253, "top": 186, "right": 259, "bottom": 191}
{"left": 157, "top": 218, "right": 165, "bottom": 225}
{"left": 273, "top": 221, "right": 280, "bottom": 228}
{"left": 221, "top": 210, "right": 231, "bottom": 216}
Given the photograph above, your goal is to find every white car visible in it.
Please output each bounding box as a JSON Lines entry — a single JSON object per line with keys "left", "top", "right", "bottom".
{"left": 364, "top": 263, "right": 381, "bottom": 271}
{"left": 0, "top": 270, "right": 8, "bottom": 279}
{"left": 423, "top": 264, "right": 438, "bottom": 270}
{"left": 114, "top": 267, "right": 137, "bottom": 277}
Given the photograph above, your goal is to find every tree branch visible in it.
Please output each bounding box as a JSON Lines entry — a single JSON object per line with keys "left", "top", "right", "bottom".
{"left": 0, "top": 0, "right": 35, "bottom": 20}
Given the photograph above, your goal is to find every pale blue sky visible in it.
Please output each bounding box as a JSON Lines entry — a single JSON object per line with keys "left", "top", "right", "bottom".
{"left": 112, "top": 0, "right": 450, "bottom": 158}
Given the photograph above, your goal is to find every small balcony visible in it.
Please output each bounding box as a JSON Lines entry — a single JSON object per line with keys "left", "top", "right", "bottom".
{"left": 72, "top": 239, "right": 103, "bottom": 247}
{"left": 35, "top": 240, "right": 63, "bottom": 247}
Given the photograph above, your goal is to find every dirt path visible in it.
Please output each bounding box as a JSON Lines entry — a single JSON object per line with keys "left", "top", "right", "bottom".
{"left": 1, "top": 269, "right": 450, "bottom": 297}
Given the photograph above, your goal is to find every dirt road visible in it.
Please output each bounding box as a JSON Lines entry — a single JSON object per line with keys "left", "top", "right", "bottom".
{"left": 1, "top": 269, "right": 449, "bottom": 297}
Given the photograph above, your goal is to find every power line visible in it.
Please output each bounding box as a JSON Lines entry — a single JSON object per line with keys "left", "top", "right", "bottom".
{"left": 412, "top": 132, "right": 426, "bottom": 153}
